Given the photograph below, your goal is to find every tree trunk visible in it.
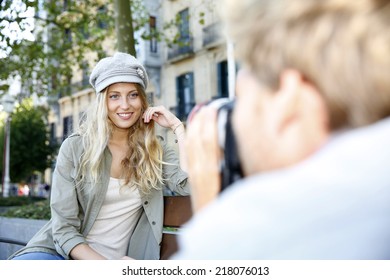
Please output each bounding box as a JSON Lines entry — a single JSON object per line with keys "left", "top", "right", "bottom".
{"left": 114, "top": 0, "right": 136, "bottom": 56}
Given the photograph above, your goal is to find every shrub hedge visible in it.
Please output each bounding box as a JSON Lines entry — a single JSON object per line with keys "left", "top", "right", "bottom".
{"left": 0, "top": 196, "right": 47, "bottom": 207}
{"left": 0, "top": 196, "right": 50, "bottom": 220}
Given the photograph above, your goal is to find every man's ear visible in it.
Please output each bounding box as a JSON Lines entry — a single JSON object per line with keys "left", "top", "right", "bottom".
{"left": 272, "top": 69, "right": 303, "bottom": 134}
{"left": 273, "top": 69, "right": 330, "bottom": 161}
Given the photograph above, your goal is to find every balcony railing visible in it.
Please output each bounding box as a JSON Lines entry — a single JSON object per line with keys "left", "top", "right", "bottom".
{"left": 167, "top": 37, "right": 194, "bottom": 61}
{"left": 202, "top": 22, "right": 223, "bottom": 48}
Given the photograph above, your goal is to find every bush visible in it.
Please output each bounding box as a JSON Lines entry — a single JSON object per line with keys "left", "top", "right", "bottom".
{"left": 0, "top": 200, "right": 51, "bottom": 220}
{"left": 0, "top": 196, "right": 47, "bottom": 207}
{"left": 0, "top": 196, "right": 51, "bottom": 220}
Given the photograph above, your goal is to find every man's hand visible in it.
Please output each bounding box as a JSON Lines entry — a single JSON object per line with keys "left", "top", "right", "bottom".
{"left": 185, "top": 106, "right": 221, "bottom": 213}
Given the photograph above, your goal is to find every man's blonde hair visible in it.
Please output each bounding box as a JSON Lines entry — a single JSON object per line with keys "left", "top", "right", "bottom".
{"left": 222, "top": 0, "right": 390, "bottom": 129}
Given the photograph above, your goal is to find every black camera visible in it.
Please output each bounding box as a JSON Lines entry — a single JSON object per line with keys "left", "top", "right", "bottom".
{"left": 189, "top": 98, "right": 243, "bottom": 192}
{"left": 215, "top": 98, "right": 243, "bottom": 191}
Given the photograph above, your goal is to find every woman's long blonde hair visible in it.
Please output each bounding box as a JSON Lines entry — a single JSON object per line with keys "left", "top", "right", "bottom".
{"left": 77, "top": 84, "right": 164, "bottom": 195}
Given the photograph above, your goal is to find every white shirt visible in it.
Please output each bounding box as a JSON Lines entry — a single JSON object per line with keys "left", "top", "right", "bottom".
{"left": 86, "top": 177, "right": 142, "bottom": 259}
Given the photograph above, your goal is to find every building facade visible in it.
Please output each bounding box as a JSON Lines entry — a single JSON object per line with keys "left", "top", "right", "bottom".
{"left": 156, "top": 0, "right": 229, "bottom": 141}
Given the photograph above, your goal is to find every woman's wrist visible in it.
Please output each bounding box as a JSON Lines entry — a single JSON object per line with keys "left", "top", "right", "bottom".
{"left": 172, "top": 122, "right": 184, "bottom": 134}
{"left": 173, "top": 122, "right": 185, "bottom": 144}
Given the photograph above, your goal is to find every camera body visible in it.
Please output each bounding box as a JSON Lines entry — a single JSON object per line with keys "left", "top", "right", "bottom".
{"left": 189, "top": 98, "right": 243, "bottom": 191}
{"left": 215, "top": 98, "right": 243, "bottom": 191}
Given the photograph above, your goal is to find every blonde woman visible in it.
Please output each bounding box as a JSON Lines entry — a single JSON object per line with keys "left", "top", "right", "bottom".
{"left": 10, "top": 52, "right": 190, "bottom": 260}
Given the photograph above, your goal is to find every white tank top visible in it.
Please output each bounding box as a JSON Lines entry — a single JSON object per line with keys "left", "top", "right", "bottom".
{"left": 86, "top": 177, "right": 142, "bottom": 259}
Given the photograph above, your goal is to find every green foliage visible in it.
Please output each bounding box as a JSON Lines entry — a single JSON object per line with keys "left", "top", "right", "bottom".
{"left": 0, "top": 98, "right": 56, "bottom": 182}
{"left": 163, "top": 226, "right": 179, "bottom": 233}
{"left": 1, "top": 0, "right": 115, "bottom": 96}
{"left": 0, "top": 195, "right": 46, "bottom": 207}
{"left": 0, "top": 199, "right": 51, "bottom": 220}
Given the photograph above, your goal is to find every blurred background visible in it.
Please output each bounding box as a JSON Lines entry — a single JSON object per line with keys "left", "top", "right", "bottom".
{"left": 0, "top": 0, "right": 235, "bottom": 199}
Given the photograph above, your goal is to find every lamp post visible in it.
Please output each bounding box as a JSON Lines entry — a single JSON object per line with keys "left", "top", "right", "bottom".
{"left": 2, "top": 94, "right": 15, "bottom": 197}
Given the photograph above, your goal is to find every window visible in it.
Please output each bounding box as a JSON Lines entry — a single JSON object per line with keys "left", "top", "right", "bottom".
{"left": 63, "top": 0, "right": 72, "bottom": 43}
{"left": 81, "top": 61, "right": 89, "bottom": 87}
{"left": 63, "top": 116, "right": 73, "bottom": 140}
{"left": 50, "top": 123, "right": 57, "bottom": 146}
{"left": 217, "top": 60, "right": 229, "bottom": 98}
{"left": 149, "top": 16, "right": 158, "bottom": 53}
{"left": 178, "top": 8, "right": 190, "bottom": 43}
{"left": 168, "top": 8, "right": 193, "bottom": 59}
{"left": 97, "top": 6, "right": 108, "bottom": 29}
{"left": 176, "top": 72, "right": 195, "bottom": 121}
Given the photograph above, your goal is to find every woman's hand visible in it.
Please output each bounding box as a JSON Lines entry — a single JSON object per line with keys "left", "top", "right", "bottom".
{"left": 185, "top": 106, "right": 221, "bottom": 213}
{"left": 143, "top": 106, "right": 181, "bottom": 130}
{"left": 69, "top": 243, "right": 107, "bottom": 260}
{"left": 143, "top": 105, "right": 187, "bottom": 171}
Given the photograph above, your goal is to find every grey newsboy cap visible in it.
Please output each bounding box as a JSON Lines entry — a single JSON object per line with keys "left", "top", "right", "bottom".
{"left": 89, "top": 52, "right": 149, "bottom": 93}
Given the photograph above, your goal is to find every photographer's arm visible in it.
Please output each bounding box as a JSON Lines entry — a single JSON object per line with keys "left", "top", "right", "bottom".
{"left": 185, "top": 107, "right": 221, "bottom": 213}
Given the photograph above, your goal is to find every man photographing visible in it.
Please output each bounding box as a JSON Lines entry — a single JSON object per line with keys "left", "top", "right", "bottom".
{"left": 174, "top": 0, "right": 390, "bottom": 259}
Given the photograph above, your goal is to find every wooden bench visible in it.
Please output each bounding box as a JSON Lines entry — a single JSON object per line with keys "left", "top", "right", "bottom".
{"left": 160, "top": 195, "right": 193, "bottom": 259}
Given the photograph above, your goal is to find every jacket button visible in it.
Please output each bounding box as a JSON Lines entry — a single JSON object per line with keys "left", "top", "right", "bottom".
{"left": 144, "top": 201, "right": 148, "bottom": 205}
{"left": 152, "top": 221, "right": 156, "bottom": 225}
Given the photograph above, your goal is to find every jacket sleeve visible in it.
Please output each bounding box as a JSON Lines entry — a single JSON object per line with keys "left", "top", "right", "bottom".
{"left": 50, "top": 136, "right": 86, "bottom": 257}
{"left": 160, "top": 137, "right": 191, "bottom": 196}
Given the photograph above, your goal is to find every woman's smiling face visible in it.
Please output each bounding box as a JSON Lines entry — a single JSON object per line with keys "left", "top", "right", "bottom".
{"left": 106, "top": 82, "right": 143, "bottom": 130}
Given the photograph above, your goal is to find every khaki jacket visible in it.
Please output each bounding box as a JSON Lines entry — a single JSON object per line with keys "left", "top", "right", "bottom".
{"left": 9, "top": 134, "right": 190, "bottom": 260}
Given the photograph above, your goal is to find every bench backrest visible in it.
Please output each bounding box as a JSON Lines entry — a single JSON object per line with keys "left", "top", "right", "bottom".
{"left": 160, "top": 196, "right": 193, "bottom": 259}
